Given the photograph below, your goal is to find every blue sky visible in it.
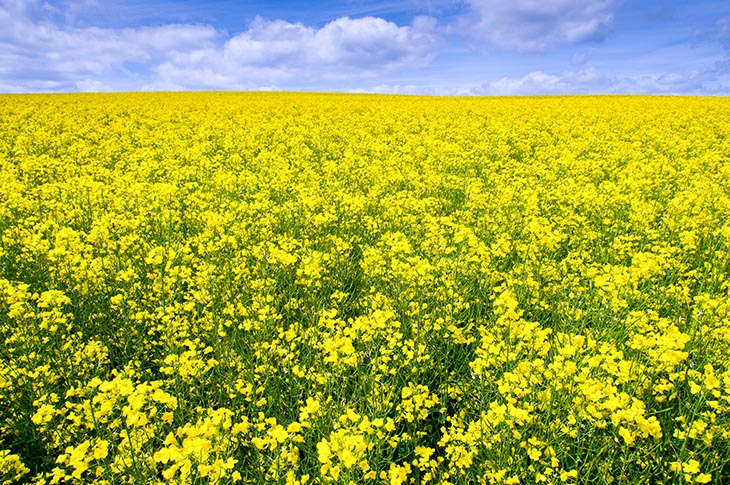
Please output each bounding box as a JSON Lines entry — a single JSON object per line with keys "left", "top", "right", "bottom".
{"left": 1, "top": 0, "right": 729, "bottom": 94}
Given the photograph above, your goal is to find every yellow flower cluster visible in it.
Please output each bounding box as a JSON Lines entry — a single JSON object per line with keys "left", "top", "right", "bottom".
{"left": 0, "top": 449, "right": 30, "bottom": 485}
{"left": 1, "top": 92, "right": 730, "bottom": 484}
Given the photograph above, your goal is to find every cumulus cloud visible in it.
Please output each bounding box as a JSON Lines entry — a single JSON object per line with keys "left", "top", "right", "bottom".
{"left": 150, "top": 15, "right": 438, "bottom": 90}
{"left": 459, "top": 0, "right": 618, "bottom": 51}
{"left": 0, "top": 0, "right": 220, "bottom": 92}
{"left": 0, "top": 0, "right": 438, "bottom": 92}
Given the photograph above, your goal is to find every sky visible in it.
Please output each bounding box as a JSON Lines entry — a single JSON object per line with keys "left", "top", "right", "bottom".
{"left": 1, "top": 0, "right": 729, "bottom": 95}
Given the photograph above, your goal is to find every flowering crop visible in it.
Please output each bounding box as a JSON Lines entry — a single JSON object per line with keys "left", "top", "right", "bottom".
{"left": 1, "top": 92, "right": 730, "bottom": 484}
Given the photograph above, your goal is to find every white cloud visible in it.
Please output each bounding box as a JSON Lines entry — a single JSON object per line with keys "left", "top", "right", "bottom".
{"left": 460, "top": 0, "right": 618, "bottom": 51}
{"left": 479, "top": 67, "right": 727, "bottom": 95}
{"left": 75, "top": 78, "right": 113, "bottom": 92}
{"left": 0, "top": 0, "right": 220, "bottom": 92}
{"left": 150, "top": 15, "right": 439, "bottom": 90}
{"left": 485, "top": 68, "right": 611, "bottom": 94}
{"left": 349, "top": 83, "right": 476, "bottom": 96}
{"left": 0, "top": 0, "right": 438, "bottom": 92}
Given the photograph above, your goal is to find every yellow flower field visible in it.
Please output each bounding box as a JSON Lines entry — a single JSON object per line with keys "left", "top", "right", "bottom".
{"left": 1, "top": 93, "right": 729, "bottom": 484}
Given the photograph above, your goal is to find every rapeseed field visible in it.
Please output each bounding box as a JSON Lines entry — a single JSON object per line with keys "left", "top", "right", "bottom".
{"left": 1, "top": 93, "right": 729, "bottom": 484}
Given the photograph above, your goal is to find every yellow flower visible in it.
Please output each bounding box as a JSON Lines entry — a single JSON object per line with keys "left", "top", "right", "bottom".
{"left": 92, "top": 440, "right": 109, "bottom": 460}
{"left": 269, "top": 424, "right": 288, "bottom": 444}
{"left": 560, "top": 469, "right": 578, "bottom": 482}
{"left": 683, "top": 460, "right": 701, "bottom": 474}
{"left": 0, "top": 450, "right": 30, "bottom": 484}
{"left": 695, "top": 473, "right": 712, "bottom": 483}
{"left": 618, "top": 427, "right": 635, "bottom": 446}
{"left": 387, "top": 463, "right": 411, "bottom": 485}
{"left": 317, "top": 440, "right": 331, "bottom": 464}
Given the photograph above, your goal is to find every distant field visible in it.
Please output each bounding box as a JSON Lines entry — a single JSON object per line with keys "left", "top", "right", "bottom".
{"left": 1, "top": 93, "right": 729, "bottom": 484}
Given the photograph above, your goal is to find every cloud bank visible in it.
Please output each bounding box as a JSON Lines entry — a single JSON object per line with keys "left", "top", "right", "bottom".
{"left": 483, "top": 68, "right": 721, "bottom": 95}
{"left": 0, "top": 0, "right": 437, "bottom": 92}
{"left": 151, "top": 15, "right": 438, "bottom": 90}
